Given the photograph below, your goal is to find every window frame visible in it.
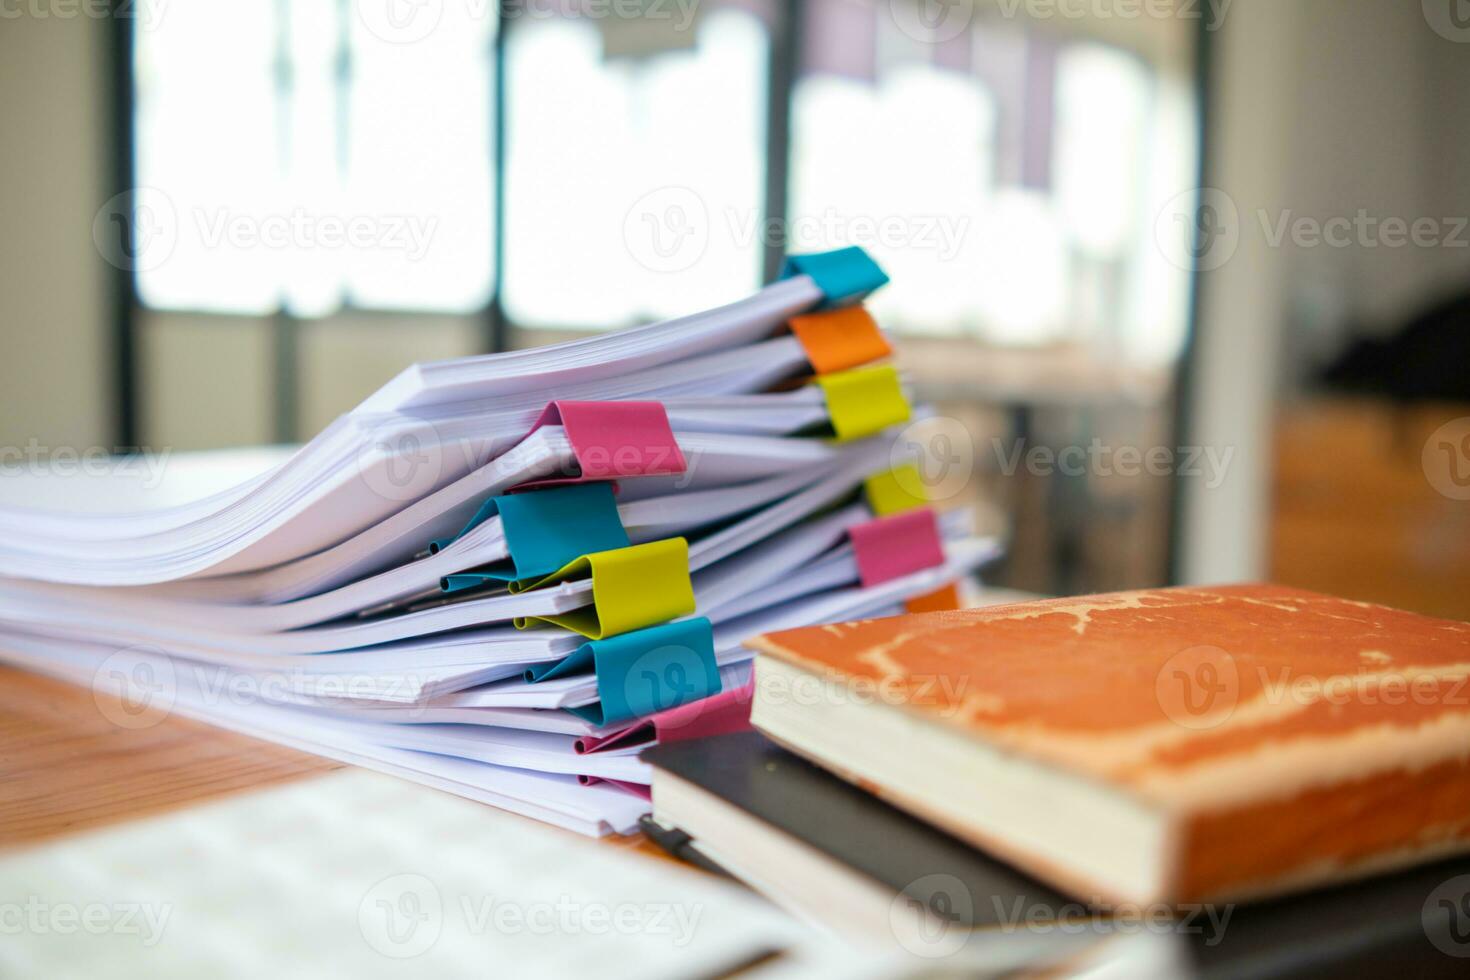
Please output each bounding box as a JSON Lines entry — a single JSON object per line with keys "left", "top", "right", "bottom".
{"left": 109, "top": 0, "right": 1201, "bottom": 445}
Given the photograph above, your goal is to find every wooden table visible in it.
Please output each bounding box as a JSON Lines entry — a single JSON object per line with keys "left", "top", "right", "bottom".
{"left": 0, "top": 666, "right": 672, "bottom": 864}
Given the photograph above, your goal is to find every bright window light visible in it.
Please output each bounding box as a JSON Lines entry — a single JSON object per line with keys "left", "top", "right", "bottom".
{"left": 502, "top": 9, "right": 768, "bottom": 329}
{"left": 133, "top": 0, "right": 495, "bottom": 317}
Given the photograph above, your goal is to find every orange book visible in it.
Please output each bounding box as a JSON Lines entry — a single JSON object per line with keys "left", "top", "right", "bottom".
{"left": 748, "top": 585, "right": 1470, "bottom": 906}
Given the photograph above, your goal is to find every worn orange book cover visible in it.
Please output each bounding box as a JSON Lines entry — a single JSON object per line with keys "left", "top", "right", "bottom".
{"left": 748, "top": 585, "right": 1470, "bottom": 905}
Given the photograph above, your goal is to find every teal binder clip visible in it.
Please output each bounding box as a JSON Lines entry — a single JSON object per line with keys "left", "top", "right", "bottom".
{"left": 780, "top": 246, "right": 890, "bottom": 309}
{"left": 437, "top": 483, "right": 629, "bottom": 594}
{"left": 525, "top": 618, "right": 721, "bottom": 727}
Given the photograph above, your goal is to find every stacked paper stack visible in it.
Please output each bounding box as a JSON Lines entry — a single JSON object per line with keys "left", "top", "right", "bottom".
{"left": 0, "top": 247, "right": 1000, "bottom": 836}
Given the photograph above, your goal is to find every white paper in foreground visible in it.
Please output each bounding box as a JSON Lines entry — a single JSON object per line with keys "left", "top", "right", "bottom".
{"left": 0, "top": 769, "right": 800, "bottom": 980}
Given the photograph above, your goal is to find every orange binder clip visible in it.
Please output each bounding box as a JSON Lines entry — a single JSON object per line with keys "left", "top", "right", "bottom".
{"left": 788, "top": 306, "right": 893, "bottom": 375}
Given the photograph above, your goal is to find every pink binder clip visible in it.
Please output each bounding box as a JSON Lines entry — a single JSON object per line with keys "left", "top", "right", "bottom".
{"left": 517, "top": 400, "right": 686, "bottom": 490}
{"left": 575, "top": 776, "right": 653, "bottom": 801}
{"left": 575, "top": 680, "right": 754, "bottom": 755}
{"left": 849, "top": 507, "right": 945, "bottom": 588}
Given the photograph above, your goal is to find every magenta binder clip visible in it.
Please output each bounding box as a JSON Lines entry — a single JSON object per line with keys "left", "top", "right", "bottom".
{"left": 848, "top": 507, "right": 945, "bottom": 588}
{"left": 516, "top": 400, "right": 686, "bottom": 490}
{"left": 574, "top": 679, "right": 755, "bottom": 755}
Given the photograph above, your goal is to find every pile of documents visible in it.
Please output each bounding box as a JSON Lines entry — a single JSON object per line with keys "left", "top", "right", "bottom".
{"left": 0, "top": 247, "right": 999, "bottom": 836}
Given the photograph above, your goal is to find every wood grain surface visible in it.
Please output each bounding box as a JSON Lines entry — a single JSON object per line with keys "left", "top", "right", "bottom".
{"left": 0, "top": 666, "right": 675, "bottom": 865}
{"left": 0, "top": 666, "right": 342, "bottom": 850}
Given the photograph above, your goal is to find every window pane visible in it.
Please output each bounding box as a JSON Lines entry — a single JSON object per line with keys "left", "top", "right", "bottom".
{"left": 134, "top": 1, "right": 280, "bottom": 313}
{"left": 790, "top": 67, "right": 997, "bottom": 337}
{"left": 345, "top": 3, "right": 495, "bottom": 312}
{"left": 281, "top": 0, "right": 345, "bottom": 317}
{"left": 133, "top": 0, "right": 495, "bottom": 317}
{"left": 789, "top": 2, "right": 1194, "bottom": 361}
{"left": 503, "top": 7, "right": 768, "bottom": 329}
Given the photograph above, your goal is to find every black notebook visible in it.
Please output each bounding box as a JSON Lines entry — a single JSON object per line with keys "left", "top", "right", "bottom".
{"left": 643, "top": 732, "right": 1470, "bottom": 979}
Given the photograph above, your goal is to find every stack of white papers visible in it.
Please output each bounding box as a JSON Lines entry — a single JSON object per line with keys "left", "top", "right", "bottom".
{"left": 0, "top": 247, "right": 1001, "bottom": 836}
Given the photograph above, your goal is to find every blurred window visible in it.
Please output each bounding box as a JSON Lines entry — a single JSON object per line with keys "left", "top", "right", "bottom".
{"left": 132, "top": 0, "right": 1188, "bottom": 361}
{"left": 133, "top": 0, "right": 495, "bottom": 317}
{"left": 501, "top": 5, "right": 770, "bottom": 328}
{"left": 790, "top": 0, "right": 1195, "bottom": 363}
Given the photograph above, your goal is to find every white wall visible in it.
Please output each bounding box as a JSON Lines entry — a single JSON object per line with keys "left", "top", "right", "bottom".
{"left": 0, "top": 13, "right": 111, "bottom": 453}
{"left": 1180, "top": 0, "right": 1470, "bottom": 584}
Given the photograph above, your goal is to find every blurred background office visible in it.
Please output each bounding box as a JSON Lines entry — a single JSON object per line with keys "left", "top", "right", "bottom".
{"left": 2, "top": 0, "right": 1467, "bottom": 617}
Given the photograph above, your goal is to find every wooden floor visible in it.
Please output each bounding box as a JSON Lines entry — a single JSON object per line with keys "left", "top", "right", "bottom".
{"left": 0, "top": 666, "right": 673, "bottom": 864}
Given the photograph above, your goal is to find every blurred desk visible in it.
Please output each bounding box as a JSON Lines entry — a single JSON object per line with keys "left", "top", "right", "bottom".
{"left": 1271, "top": 397, "right": 1470, "bottom": 621}
{"left": 901, "top": 339, "right": 1176, "bottom": 597}
{"left": 0, "top": 667, "right": 673, "bottom": 866}
{"left": 0, "top": 670, "right": 795, "bottom": 980}
{"left": 900, "top": 339, "right": 1170, "bottom": 409}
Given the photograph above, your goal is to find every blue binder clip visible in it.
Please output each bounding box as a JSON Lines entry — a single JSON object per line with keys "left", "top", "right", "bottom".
{"left": 524, "top": 618, "right": 721, "bottom": 728}
{"left": 436, "top": 483, "right": 629, "bottom": 593}
{"left": 780, "top": 246, "right": 890, "bottom": 309}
